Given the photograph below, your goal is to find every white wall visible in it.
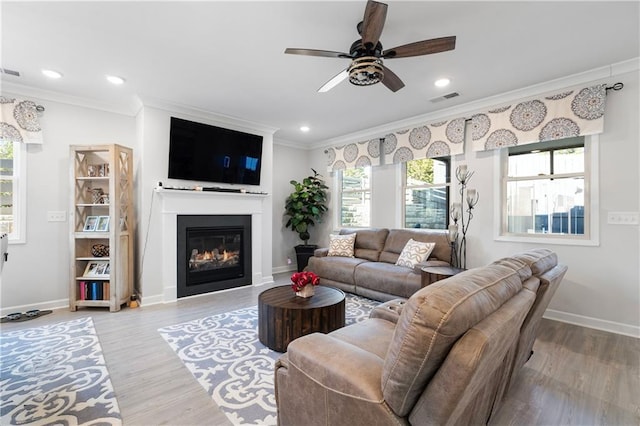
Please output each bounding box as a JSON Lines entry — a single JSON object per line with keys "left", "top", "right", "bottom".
{"left": 1, "top": 93, "right": 135, "bottom": 311}
{"left": 271, "top": 142, "right": 310, "bottom": 273}
{"left": 311, "top": 68, "right": 640, "bottom": 337}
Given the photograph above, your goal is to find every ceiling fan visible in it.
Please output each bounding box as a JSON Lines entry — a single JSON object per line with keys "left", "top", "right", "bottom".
{"left": 285, "top": 0, "right": 456, "bottom": 93}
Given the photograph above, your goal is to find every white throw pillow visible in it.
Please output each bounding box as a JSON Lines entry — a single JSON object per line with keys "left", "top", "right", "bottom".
{"left": 395, "top": 239, "right": 435, "bottom": 268}
{"left": 327, "top": 233, "right": 356, "bottom": 257}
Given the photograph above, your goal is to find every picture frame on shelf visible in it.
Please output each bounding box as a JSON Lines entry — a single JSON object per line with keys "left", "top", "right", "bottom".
{"left": 96, "top": 216, "right": 110, "bottom": 232}
{"left": 83, "top": 216, "right": 98, "bottom": 231}
{"left": 83, "top": 260, "right": 110, "bottom": 277}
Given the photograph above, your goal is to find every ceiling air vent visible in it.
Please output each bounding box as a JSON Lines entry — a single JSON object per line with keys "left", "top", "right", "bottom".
{"left": 1, "top": 68, "right": 20, "bottom": 77}
{"left": 430, "top": 92, "right": 459, "bottom": 103}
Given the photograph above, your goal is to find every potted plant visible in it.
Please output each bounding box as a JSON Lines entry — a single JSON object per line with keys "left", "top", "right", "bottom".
{"left": 284, "top": 169, "right": 329, "bottom": 271}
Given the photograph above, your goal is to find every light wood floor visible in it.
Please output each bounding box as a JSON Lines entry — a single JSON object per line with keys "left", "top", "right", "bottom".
{"left": 2, "top": 273, "right": 638, "bottom": 426}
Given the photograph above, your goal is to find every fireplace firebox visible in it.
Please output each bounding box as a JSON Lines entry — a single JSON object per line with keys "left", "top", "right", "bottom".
{"left": 177, "top": 215, "right": 252, "bottom": 298}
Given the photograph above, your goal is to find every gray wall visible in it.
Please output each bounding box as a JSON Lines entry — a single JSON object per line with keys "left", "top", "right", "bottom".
{"left": 0, "top": 94, "right": 136, "bottom": 309}
{"left": 271, "top": 142, "right": 312, "bottom": 273}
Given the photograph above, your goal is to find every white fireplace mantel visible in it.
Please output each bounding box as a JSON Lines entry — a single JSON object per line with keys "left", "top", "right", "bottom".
{"left": 156, "top": 188, "right": 273, "bottom": 302}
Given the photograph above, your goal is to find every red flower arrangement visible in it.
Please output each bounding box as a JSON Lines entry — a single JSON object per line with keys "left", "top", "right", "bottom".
{"left": 290, "top": 271, "right": 320, "bottom": 292}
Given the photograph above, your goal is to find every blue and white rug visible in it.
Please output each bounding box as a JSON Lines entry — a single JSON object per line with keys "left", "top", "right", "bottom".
{"left": 159, "top": 293, "right": 380, "bottom": 425}
{"left": 0, "top": 317, "right": 122, "bottom": 425}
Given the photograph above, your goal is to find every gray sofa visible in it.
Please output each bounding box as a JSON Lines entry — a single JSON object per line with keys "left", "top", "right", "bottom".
{"left": 306, "top": 228, "right": 452, "bottom": 301}
{"left": 275, "top": 249, "right": 567, "bottom": 425}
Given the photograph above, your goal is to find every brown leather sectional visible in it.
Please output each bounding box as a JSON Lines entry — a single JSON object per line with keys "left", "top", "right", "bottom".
{"left": 275, "top": 248, "right": 567, "bottom": 425}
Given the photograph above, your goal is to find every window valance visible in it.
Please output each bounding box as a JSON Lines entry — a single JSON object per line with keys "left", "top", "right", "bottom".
{"left": 325, "top": 138, "right": 382, "bottom": 171}
{"left": 471, "top": 83, "right": 606, "bottom": 152}
{"left": 0, "top": 96, "right": 43, "bottom": 144}
{"left": 326, "top": 116, "right": 466, "bottom": 172}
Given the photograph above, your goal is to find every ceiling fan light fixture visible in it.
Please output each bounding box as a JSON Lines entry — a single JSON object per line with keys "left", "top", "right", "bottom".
{"left": 348, "top": 56, "right": 384, "bottom": 87}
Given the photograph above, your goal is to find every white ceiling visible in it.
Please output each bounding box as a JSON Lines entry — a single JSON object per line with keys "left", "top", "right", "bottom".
{"left": 2, "top": 1, "right": 638, "bottom": 147}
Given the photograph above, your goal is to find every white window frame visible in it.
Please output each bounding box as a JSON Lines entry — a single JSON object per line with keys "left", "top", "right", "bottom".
{"left": 336, "top": 167, "right": 372, "bottom": 228}
{"left": 494, "top": 135, "right": 599, "bottom": 246}
{"left": 401, "top": 157, "right": 452, "bottom": 229}
{"left": 1, "top": 141, "right": 26, "bottom": 243}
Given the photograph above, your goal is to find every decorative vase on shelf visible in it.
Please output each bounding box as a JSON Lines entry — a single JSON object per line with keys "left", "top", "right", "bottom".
{"left": 295, "top": 283, "right": 315, "bottom": 298}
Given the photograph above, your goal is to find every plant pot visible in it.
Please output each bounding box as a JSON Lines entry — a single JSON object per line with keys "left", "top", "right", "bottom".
{"left": 295, "top": 283, "right": 315, "bottom": 298}
{"left": 295, "top": 244, "right": 317, "bottom": 272}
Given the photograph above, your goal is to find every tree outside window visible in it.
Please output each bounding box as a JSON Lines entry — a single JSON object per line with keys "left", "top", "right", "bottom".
{"left": 404, "top": 157, "right": 450, "bottom": 229}
{"left": 340, "top": 167, "right": 371, "bottom": 227}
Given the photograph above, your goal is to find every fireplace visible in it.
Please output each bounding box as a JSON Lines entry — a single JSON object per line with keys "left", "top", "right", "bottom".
{"left": 177, "top": 215, "right": 252, "bottom": 298}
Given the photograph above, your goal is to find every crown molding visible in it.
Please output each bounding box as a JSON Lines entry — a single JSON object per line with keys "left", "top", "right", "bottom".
{"left": 0, "top": 81, "right": 141, "bottom": 116}
{"left": 273, "top": 137, "right": 315, "bottom": 150}
{"left": 317, "top": 57, "right": 640, "bottom": 150}
{"left": 137, "top": 94, "right": 279, "bottom": 136}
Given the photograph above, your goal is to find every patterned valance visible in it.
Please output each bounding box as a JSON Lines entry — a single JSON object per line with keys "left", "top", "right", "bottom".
{"left": 471, "top": 83, "right": 606, "bottom": 151}
{"left": 325, "top": 139, "right": 382, "bottom": 172}
{"left": 383, "top": 117, "right": 466, "bottom": 164}
{"left": 326, "top": 116, "right": 466, "bottom": 172}
{"left": 0, "top": 96, "right": 43, "bottom": 144}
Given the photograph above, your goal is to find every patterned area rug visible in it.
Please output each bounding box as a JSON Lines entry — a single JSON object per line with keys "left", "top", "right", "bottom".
{"left": 0, "top": 317, "right": 122, "bottom": 425}
{"left": 159, "top": 293, "right": 380, "bottom": 425}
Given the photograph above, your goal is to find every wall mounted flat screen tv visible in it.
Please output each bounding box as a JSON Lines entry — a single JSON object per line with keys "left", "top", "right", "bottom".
{"left": 168, "top": 117, "right": 263, "bottom": 186}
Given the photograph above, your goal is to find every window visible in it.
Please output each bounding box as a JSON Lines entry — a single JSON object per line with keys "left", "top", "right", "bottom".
{"left": 0, "top": 140, "right": 25, "bottom": 242}
{"left": 503, "top": 136, "right": 589, "bottom": 238}
{"left": 403, "top": 157, "right": 450, "bottom": 229}
{"left": 339, "top": 167, "right": 371, "bottom": 227}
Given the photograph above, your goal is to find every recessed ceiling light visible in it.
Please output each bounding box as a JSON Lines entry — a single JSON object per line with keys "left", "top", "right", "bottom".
{"left": 434, "top": 78, "right": 450, "bottom": 88}
{"left": 106, "top": 75, "right": 125, "bottom": 85}
{"left": 42, "top": 69, "right": 62, "bottom": 79}
{"left": 300, "top": 126, "right": 310, "bottom": 132}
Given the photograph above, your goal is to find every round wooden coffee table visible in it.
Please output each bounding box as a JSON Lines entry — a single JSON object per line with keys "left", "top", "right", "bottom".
{"left": 258, "top": 285, "right": 345, "bottom": 352}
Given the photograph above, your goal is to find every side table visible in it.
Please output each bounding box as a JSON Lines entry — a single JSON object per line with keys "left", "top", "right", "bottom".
{"left": 258, "top": 285, "right": 345, "bottom": 352}
{"left": 420, "top": 266, "right": 466, "bottom": 287}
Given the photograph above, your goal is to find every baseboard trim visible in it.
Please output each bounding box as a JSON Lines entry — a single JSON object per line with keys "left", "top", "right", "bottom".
{"left": 0, "top": 299, "right": 69, "bottom": 317}
{"left": 544, "top": 309, "right": 640, "bottom": 338}
{"left": 272, "top": 265, "right": 296, "bottom": 274}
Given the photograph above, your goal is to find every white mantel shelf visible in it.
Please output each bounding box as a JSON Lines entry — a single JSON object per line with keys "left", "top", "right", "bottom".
{"left": 155, "top": 188, "right": 268, "bottom": 198}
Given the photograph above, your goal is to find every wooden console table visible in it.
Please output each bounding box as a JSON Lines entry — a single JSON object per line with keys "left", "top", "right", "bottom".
{"left": 421, "top": 266, "right": 466, "bottom": 287}
{"left": 258, "top": 285, "right": 345, "bottom": 352}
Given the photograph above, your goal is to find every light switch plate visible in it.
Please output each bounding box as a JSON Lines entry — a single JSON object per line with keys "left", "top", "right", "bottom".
{"left": 47, "top": 211, "right": 66, "bottom": 222}
{"left": 607, "top": 211, "right": 639, "bottom": 225}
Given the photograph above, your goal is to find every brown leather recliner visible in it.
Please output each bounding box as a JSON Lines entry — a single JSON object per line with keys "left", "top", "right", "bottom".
{"left": 275, "top": 256, "right": 543, "bottom": 425}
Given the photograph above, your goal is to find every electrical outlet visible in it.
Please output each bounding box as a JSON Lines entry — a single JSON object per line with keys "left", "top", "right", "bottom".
{"left": 607, "top": 211, "right": 639, "bottom": 225}
{"left": 47, "top": 211, "right": 66, "bottom": 222}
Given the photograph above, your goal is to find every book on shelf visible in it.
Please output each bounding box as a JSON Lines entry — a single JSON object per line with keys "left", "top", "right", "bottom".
{"left": 80, "top": 280, "right": 110, "bottom": 301}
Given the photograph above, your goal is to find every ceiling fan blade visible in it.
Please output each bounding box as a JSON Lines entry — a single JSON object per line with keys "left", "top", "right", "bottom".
{"left": 318, "top": 69, "right": 349, "bottom": 93}
{"left": 361, "top": 0, "right": 388, "bottom": 49}
{"left": 382, "top": 36, "right": 456, "bottom": 59}
{"left": 381, "top": 64, "right": 405, "bottom": 92}
{"left": 285, "top": 48, "right": 351, "bottom": 59}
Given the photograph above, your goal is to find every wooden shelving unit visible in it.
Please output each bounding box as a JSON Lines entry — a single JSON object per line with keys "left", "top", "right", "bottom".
{"left": 69, "top": 144, "right": 134, "bottom": 312}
